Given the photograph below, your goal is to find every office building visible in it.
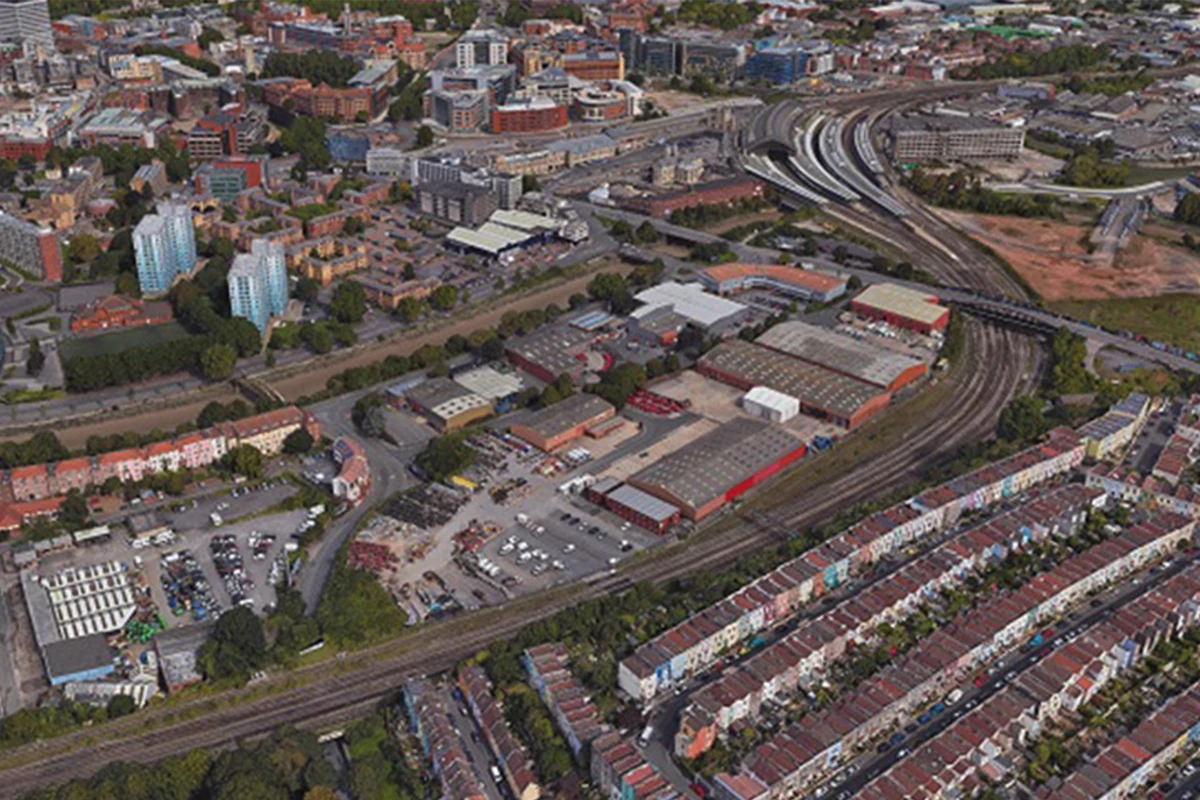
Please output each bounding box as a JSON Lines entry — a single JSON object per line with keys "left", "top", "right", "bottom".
{"left": 228, "top": 238, "right": 287, "bottom": 333}
{"left": 0, "top": 0, "right": 52, "bottom": 49}
{"left": 0, "top": 211, "right": 60, "bottom": 281}
{"left": 132, "top": 202, "right": 196, "bottom": 295}
{"left": 888, "top": 114, "right": 1025, "bottom": 162}
{"left": 456, "top": 29, "right": 507, "bottom": 68}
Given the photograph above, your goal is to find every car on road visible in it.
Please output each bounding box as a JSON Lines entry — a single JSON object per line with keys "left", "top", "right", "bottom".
{"left": 889, "top": 732, "right": 906, "bottom": 746}
{"left": 563, "top": 543, "right": 576, "bottom": 553}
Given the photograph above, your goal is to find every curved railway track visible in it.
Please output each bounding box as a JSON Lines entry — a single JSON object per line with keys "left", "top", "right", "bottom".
{"left": 0, "top": 317, "right": 1032, "bottom": 797}
{"left": 0, "top": 96, "right": 1041, "bottom": 796}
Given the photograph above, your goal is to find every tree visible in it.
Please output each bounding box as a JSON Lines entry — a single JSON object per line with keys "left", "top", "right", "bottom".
{"left": 522, "top": 174, "right": 541, "bottom": 194}
{"left": 294, "top": 277, "right": 320, "bottom": 303}
{"left": 429, "top": 284, "right": 459, "bottom": 312}
{"left": 415, "top": 125, "right": 435, "bottom": 149}
{"left": 200, "top": 343, "right": 237, "bottom": 381}
{"left": 59, "top": 489, "right": 89, "bottom": 530}
{"left": 224, "top": 444, "right": 264, "bottom": 480}
{"left": 105, "top": 694, "right": 136, "bottom": 718}
{"left": 415, "top": 435, "right": 476, "bottom": 482}
{"left": 67, "top": 234, "right": 101, "bottom": 264}
{"left": 115, "top": 271, "right": 140, "bottom": 297}
{"left": 308, "top": 325, "right": 333, "bottom": 354}
{"left": 283, "top": 428, "right": 315, "bottom": 455}
{"left": 330, "top": 282, "right": 367, "bottom": 324}
{"left": 25, "top": 338, "right": 44, "bottom": 377}
{"left": 997, "top": 395, "right": 1047, "bottom": 443}
{"left": 342, "top": 216, "right": 366, "bottom": 236}
{"left": 198, "top": 606, "right": 267, "bottom": 682}
{"left": 395, "top": 296, "right": 424, "bottom": 324}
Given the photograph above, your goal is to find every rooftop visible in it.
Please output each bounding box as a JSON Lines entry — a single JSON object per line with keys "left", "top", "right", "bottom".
{"left": 852, "top": 282, "right": 948, "bottom": 326}
{"left": 700, "top": 339, "right": 889, "bottom": 420}
{"left": 755, "top": 320, "right": 925, "bottom": 388}
{"left": 633, "top": 281, "right": 747, "bottom": 330}
{"left": 629, "top": 417, "right": 805, "bottom": 511}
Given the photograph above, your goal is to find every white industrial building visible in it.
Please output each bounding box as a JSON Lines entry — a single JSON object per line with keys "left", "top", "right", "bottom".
{"left": 742, "top": 386, "right": 800, "bottom": 423}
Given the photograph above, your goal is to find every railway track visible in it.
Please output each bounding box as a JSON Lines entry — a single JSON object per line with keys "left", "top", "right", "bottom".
{"left": 0, "top": 314, "right": 1032, "bottom": 797}
{"left": 0, "top": 92, "right": 1042, "bottom": 797}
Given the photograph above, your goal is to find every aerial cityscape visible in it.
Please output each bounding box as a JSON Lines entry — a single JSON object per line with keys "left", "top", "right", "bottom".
{"left": 0, "top": 0, "right": 1197, "bottom": 797}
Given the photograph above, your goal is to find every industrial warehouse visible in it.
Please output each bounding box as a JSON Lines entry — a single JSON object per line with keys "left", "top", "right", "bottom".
{"left": 849, "top": 282, "right": 950, "bottom": 334}
{"left": 698, "top": 339, "right": 894, "bottom": 429}
{"left": 510, "top": 393, "right": 618, "bottom": 452}
{"left": 626, "top": 418, "right": 808, "bottom": 520}
{"left": 755, "top": 320, "right": 928, "bottom": 390}
{"left": 698, "top": 263, "right": 848, "bottom": 303}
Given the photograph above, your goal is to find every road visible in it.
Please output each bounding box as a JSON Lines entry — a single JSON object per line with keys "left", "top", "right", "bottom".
{"left": 0, "top": 303, "right": 1039, "bottom": 796}
{"left": 824, "top": 550, "right": 1200, "bottom": 799}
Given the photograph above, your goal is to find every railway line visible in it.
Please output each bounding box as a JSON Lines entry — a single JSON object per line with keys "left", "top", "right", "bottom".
{"left": 0, "top": 313, "right": 1032, "bottom": 797}
{"left": 0, "top": 90, "right": 1043, "bottom": 795}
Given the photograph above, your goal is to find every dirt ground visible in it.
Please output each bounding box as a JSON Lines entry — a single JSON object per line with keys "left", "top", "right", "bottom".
{"left": 942, "top": 210, "right": 1200, "bottom": 301}
{"left": 978, "top": 150, "right": 1065, "bottom": 183}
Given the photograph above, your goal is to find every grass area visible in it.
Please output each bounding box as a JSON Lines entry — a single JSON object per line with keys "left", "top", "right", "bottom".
{"left": 1049, "top": 294, "right": 1200, "bottom": 351}
{"left": 60, "top": 322, "right": 191, "bottom": 361}
{"left": 286, "top": 203, "right": 339, "bottom": 222}
{"left": 3, "top": 387, "right": 65, "bottom": 404}
{"left": 1123, "top": 164, "right": 1198, "bottom": 185}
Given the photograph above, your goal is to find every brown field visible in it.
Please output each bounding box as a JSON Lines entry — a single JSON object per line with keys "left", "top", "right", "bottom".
{"left": 942, "top": 210, "right": 1200, "bottom": 301}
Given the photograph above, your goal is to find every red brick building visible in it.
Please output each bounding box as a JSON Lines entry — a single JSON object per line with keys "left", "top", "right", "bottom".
{"left": 70, "top": 295, "right": 175, "bottom": 332}
{"left": 490, "top": 99, "right": 568, "bottom": 133}
{"left": 624, "top": 176, "right": 766, "bottom": 218}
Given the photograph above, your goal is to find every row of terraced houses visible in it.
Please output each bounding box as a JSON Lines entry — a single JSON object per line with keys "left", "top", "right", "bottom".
{"left": 850, "top": 562, "right": 1200, "bottom": 800}
{"left": 616, "top": 396, "right": 1152, "bottom": 708}
{"left": 616, "top": 425, "right": 1094, "bottom": 705}
{"left": 673, "top": 484, "right": 1106, "bottom": 760}
{"left": 1, "top": 406, "right": 319, "bottom": 506}
{"left": 710, "top": 509, "right": 1194, "bottom": 800}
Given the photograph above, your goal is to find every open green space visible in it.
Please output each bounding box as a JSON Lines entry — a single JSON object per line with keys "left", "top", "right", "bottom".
{"left": 286, "top": 202, "right": 338, "bottom": 222}
{"left": 1049, "top": 294, "right": 1200, "bottom": 350}
{"left": 60, "top": 322, "right": 191, "bottom": 361}
{"left": 1122, "top": 164, "right": 1198, "bottom": 185}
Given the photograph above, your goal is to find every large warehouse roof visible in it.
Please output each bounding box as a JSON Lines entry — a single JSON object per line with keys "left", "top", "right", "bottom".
{"left": 406, "top": 377, "right": 491, "bottom": 422}
{"left": 446, "top": 222, "right": 534, "bottom": 255}
{"left": 629, "top": 418, "right": 805, "bottom": 513}
{"left": 454, "top": 366, "right": 523, "bottom": 400}
{"left": 700, "top": 339, "right": 889, "bottom": 421}
{"left": 633, "top": 282, "right": 746, "bottom": 330}
{"left": 755, "top": 321, "right": 926, "bottom": 388}
{"left": 853, "top": 283, "right": 947, "bottom": 326}
{"left": 506, "top": 325, "right": 594, "bottom": 378}
{"left": 517, "top": 393, "right": 615, "bottom": 440}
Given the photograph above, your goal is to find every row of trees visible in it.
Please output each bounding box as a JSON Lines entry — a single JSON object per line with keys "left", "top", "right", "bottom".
{"left": 964, "top": 43, "right": 1110, "bottom": 79}
{"left": 22, "top": 727, "right": 341, "bottom": 800}
{"left": 1057, "top": 147, "right": 1129, "bottom": 189}
{"left": 907, "top": 168, "right": 1063, "bottom": 219}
